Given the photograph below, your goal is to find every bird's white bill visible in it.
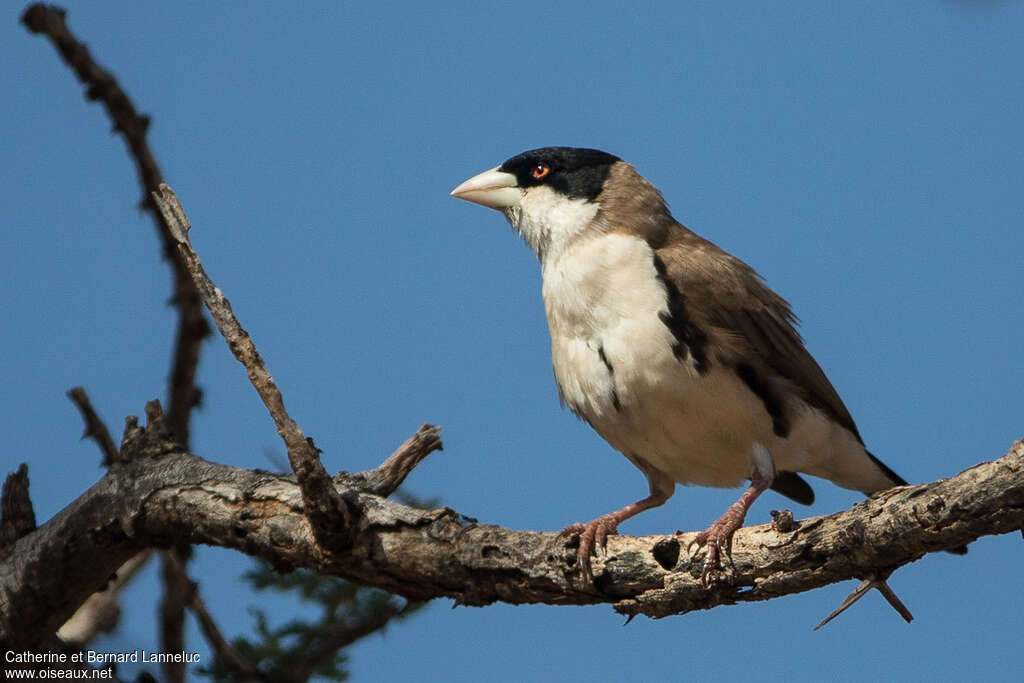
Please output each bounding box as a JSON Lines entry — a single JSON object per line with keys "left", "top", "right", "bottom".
{"left": 450, "top": 167, "right": 521, "bottom": 209}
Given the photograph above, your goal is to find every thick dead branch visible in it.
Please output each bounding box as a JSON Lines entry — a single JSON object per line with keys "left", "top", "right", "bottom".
{"left": 2, "top": 419, "right": 1020, "bottom": 651}
{"left": 151, "top": 184, "right": 352, "bottom": 548}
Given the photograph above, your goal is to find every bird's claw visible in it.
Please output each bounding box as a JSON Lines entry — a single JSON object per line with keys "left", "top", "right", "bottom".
{"left": 689, "top": 519, "right": 740, "bottom": 585}
{"left": 560, "top": 515, "right": 620, "bottom": 584}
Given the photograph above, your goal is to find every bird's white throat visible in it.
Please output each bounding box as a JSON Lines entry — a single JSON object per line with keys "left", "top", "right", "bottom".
{"left": 502, "top": 186, "right": 602, "bottom": 264}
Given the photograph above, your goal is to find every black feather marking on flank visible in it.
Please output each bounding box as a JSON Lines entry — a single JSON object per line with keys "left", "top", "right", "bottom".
{"left": 651, "top": 254, "right": 709, "bottom": 374}
{"left": 597, "top": 345, "right": 622, "bottom": 411}
{"left": 770, "top": 471, "right": 815, "bottom": 505}
{"left": 866, "top": 450, "right": 908, "bottom": 487}
{"left": 735, "top": 362, "right": 790, "bottom": 437}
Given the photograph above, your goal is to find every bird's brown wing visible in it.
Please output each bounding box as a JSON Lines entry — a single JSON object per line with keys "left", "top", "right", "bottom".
{"left": 653, "top": 225, "right": 863, "bottom": 444}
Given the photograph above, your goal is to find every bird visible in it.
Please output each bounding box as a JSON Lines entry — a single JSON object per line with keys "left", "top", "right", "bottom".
{"left": 450, "top": 146, "right": 917, "bottom": 582}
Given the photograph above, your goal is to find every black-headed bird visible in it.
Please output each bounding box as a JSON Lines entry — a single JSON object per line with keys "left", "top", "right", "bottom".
{"left": 451, "top": 147, "right": 914, "bottom": 581}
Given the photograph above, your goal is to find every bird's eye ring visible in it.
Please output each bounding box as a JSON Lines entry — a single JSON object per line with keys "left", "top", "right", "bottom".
{"left": 531, "top": 164, "right": 550, "bottom": 179}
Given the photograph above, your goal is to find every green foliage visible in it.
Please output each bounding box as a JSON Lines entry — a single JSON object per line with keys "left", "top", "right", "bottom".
{"left": 197, "top": 490, "right": 436, "bottom": 682}
{"left": 197, "top": 560, "right": 427, "bottom": 682}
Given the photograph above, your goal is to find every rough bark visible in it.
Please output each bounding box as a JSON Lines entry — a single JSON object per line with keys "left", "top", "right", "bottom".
{"left": 2, "top": 419, "right": 1020, "bottom": 651}
{"left": 153, "top": 185, "right": 353, "bottom": 551}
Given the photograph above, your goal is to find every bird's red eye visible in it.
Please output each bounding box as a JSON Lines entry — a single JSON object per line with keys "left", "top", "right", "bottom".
{"left": 531, "top": 164, "right": 550, "bottom": 179}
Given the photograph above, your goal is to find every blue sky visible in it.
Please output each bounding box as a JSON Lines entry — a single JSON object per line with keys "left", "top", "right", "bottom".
{"left": 4, "top": 2, "right": 1022, "bottom": 681}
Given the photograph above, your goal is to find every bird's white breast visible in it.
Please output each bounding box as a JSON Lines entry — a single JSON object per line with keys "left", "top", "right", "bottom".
{"left": 541, "top": 233, "right": 773, "bottom": 488}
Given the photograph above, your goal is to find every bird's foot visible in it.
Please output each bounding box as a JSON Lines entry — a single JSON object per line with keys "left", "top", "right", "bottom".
{"left": 688, "top": 474, "right": 772, "bottom": 585}
{"left": 690, "top": 505, "right": 748, "bottom": 584}
{"left": 560, "top": 514, "right": 620, "bottom": 583}
{"left": 558, "top": 490, "right": 673, "bottom": 584}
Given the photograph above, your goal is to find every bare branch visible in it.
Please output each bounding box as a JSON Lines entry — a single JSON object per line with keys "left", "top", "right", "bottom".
{"left": 63, "top": 391, "right": 156, "bottom": 646}
{"left": 345, "top": 424, "right": 444, "bottom": 496}
{"left": 151, "top": 184, "right": 352, "bottom": 547}
{"left": 160, "top": 549, "right": 191, "bottom": 683}
{"left": 21, "top": 3, "right": 209, "bottom": 448}
{"left": 2, "top": 425, "right": 1020, "bottom": 651}
{"left": 162, "top": 552, "right": 262, "bottom": 681}
{"left": 22, "top": 8, "right": 213, "bottom": 670}
{"left": 58, "top": 551, "right": 153, "bottom": 643}
{"left": 612, "top": 442, "right": 1024, "bottom": 619}
{"left": 67, "top": 387, "right": 120, "bottom": 465}
{"left": 21, "top": 4, "right": 160, "bottom": 203}
{"left": 1, "top": 464, "right": 36, "bottom": 547}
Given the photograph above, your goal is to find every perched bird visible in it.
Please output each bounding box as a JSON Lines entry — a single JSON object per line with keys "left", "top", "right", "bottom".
{"left": 450, "top": 147, "right": 912, "bottom": 581}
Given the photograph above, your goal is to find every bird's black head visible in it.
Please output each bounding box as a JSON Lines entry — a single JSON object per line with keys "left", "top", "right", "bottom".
{"left": 498, "top": 147, "right": 620, "bottom": 202}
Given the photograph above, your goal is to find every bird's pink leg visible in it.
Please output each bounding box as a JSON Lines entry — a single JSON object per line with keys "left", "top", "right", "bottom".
{"left": 561, "top": 488, "right": 671, "bottom": 583}
{"left": 693, "top": 470, "right": 773, "bottom": 581}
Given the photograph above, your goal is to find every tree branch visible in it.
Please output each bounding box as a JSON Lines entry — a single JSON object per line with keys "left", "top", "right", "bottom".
{"left": 342, "top": 423, "right": 444, "bottom": 496}
{"left": 23, "top": 8, "right": 210, "bottom": 673}
{"left": 59, "top": 388, "right": 158, "bottom": 647}
{"left": 159, "top": 547, "right": 192, "bottom": 683}
{"left": 57, "top": 551, "right": 153, "bottom": 644}
{"left": 67, "top": 387, "right": 120, "bottom": 466}
{"left": 1, "top": 464, "right": 36, "bottom": 547}
{"left": 152, "top": 184, "right": 352, "bottom": 549}
{"left": 2, "top": 411, "right": 1019, "bottom": 651}
{"left": 21, "top": 4, "right": 209, "bottom": 447}
{"left": 163, "top": 552, "right": 261, "bottom": 681}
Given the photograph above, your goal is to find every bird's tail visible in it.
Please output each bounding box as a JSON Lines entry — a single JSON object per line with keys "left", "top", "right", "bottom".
{"left": 866, "top": 450, "right": 908, "bottom": 487}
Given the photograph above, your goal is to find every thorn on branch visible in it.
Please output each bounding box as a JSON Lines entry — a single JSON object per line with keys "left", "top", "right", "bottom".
{"left": 814, "top": 571, "right": 913, "bottom": 631}
{"left": 1, "top": 464, "right": 36, "bottom": 546}
{"left": 151, "top": 184, "right": 353, "bottom": 550}
{"left": 67, "top": 386, "right": 120, "bottom": 466}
